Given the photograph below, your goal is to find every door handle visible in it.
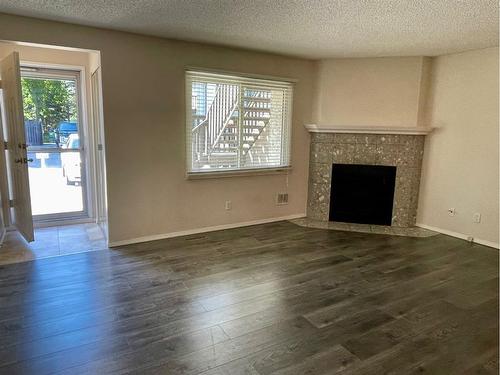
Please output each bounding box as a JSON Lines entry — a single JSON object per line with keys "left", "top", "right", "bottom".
{"left": 14, "top": 158, "right": 32, "bottom": 164}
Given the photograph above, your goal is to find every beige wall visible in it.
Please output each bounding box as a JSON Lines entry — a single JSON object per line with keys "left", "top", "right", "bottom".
{"left": 313, "top": 57, "right": 430, "bottom": 127}
{"left": 1, "top": 13, "right": 496, "bottom": 247}
{"left": 0, "top": 13, "right": 315, "bottom": 243}
{"left": 417, "top": 47, "right": 499, "bottom": 246}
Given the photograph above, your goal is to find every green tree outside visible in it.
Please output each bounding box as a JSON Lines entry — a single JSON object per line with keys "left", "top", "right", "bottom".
{"left": 21, "top": 78, "right": 78, "bottom": 145}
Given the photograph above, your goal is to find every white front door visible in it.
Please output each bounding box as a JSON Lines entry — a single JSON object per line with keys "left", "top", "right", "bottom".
{"left": 0, "top": 52, "right": 34, "bottom": 242}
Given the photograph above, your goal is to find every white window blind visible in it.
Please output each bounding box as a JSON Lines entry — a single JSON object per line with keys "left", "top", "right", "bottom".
{"left": 186, "top": 70, "right": 293, "bottom": 175}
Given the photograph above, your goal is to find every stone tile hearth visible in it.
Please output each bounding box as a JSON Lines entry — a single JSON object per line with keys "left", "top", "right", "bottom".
{"left": 307, "top": 132, "right": 425, "bottom": 227}
{"left": 291, "top": 217, "right": 438, "bottom": 238}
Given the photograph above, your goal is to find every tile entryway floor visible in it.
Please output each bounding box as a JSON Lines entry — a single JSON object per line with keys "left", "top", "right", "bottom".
{"left": 0, "top": 223, "right": 107, "bottom": 265}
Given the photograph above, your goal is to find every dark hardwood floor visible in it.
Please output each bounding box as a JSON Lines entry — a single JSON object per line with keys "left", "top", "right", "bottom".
{"left": 0, "top": 221, "right": 498, "bottom": 374}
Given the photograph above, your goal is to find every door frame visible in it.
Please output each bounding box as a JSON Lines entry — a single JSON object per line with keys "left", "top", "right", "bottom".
{"left": 20, "top": 61, "right": 97, "bottom": 226}
{"left": 91, "top": 67, "right": 108, "bottom": 241}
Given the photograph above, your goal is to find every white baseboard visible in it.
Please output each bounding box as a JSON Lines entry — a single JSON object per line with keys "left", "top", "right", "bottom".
{"left": 416, "top": 223, "right": 499, "bottom": 249}
{"left": 108, "top": 213, "right": 306, "bottom": 247}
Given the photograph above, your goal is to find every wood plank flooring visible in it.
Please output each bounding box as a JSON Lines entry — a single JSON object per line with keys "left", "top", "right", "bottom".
{"left": 0, "top": 221, "right": 497, "bottom": 374}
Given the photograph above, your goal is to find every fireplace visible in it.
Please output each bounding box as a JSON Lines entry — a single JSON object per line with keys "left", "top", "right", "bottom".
{"left": 330, "top": 164, "right": 396, "bottom": 225}
{"left": 306, "top": 130, "right": 430, "bottom": 227}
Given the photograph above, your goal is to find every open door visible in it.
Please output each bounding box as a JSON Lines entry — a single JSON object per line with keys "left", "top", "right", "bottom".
{"left": 0, "top": 52, "right": 34, "bottom": 242}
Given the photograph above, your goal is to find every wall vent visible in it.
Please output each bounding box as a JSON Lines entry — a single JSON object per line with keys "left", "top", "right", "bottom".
{"left": 276, "top": 193, "right": 289, "bottom": 205}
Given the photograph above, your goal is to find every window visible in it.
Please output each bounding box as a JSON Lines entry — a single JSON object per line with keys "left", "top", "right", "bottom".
{"left": 186, "top": 70, "right": 293, "bottom": 175}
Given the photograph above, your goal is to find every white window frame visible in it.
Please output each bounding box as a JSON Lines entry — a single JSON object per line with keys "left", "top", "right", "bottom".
{"left": 185, "top": 69, "right": 294, "bottom": 179}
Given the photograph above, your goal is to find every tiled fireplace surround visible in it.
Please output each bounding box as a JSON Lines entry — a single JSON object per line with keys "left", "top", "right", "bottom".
{"left": 307, "top": 132, "right": 426, "bottom": 227}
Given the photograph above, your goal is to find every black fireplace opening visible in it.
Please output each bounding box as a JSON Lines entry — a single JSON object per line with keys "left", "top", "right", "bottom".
{"left": 329, "top": 164, "right": 397, "bottom": 226}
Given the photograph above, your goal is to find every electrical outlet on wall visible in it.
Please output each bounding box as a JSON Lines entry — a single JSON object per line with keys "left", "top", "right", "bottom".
{"left": 225, "top": 200, "right": 232, "bottom": 210}
{"left": 448, "top": 208, "right": 456, "bottom": 216}
{"left": 472, "top": 213, "right": 481, "bottom": 223}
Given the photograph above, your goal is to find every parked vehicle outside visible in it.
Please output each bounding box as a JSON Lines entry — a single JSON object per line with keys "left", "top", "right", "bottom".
{"left": 57, "top": 121, "right": 78, "bottom": 147}
{"left": 61, "top": 134, "right": 81, "bottom": 185}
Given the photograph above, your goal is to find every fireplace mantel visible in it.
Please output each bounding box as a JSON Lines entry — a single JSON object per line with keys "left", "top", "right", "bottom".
{"left": 304, "top": 124, "right": 434, "bottom": 135}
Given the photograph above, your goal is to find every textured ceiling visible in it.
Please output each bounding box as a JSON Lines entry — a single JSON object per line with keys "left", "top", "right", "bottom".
{"left": 0, "top": 0, "right": 498, "bottom": 58}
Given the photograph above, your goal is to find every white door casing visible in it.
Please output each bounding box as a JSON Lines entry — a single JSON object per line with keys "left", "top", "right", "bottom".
{"left": 91, "top": 68, "right": 108, "bottom": 240}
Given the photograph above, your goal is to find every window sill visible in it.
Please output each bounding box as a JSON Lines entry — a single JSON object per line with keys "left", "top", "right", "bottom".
{"left": 186, "top": 166, "right": 292, "bottom": 180}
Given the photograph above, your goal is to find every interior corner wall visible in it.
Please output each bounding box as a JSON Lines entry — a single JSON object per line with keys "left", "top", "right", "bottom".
{"left": 417, "top": 47, "right": 499, "bottom": 247}
{"left": 313, "top": 56, "right": 427, "bottom": 127}
{"left": 416, "top": 57, "right": 433, "bottom": 127}
{"left": 0, "top": 13, "right": 316, "bottom": 244}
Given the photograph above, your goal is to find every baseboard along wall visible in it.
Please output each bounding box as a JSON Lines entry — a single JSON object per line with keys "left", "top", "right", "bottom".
{"left": 108, "top": 213, "right": 307, "bottom": 247}
{"left": 416, "top": 223, "right": 499, "bottom": 249}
